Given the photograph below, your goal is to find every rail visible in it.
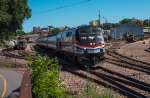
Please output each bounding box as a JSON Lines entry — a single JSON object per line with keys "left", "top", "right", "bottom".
{"left": 19, "top": 71, "right": 32, "bottom": 98}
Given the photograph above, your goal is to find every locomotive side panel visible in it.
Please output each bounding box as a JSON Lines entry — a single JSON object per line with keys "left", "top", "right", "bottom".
{"left": 57, "top": 29, "right": 75, "bottom": 53}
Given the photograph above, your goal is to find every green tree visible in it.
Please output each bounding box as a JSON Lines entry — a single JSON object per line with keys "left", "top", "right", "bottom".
{"left": 51, "top": 28, "right": 61, "bottom": 36}
{"left": 16, "top": 30, "right": 26, "bottom": 37}
{"left": 0, "top": 0, "right": 11, "bottom": 38}
{"left": 8, "top": 0, "right": 31, "bottom": 32}
{"left": 143, "top": 19, "right": 150, "bottom": 27}
{"left": 120, "top": 18, "right": 131, "bottom": 24}
{"left": 102, "top": 23, "right": 119, "bottom": 30}
{"left": 0, "top": 0, "right": 31, "bottom": 40}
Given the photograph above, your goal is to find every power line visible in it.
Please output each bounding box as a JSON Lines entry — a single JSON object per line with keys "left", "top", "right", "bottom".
{"left": 33, "top": 0, "right": 91, "bottom": 15}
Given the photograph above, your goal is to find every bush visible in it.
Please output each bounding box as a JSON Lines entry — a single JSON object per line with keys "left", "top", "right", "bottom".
{"left": 27, "top": 55, "right": 65, "bottom": 98}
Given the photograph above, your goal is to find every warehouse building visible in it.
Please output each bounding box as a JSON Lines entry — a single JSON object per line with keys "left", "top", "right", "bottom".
{"left": 109, "top": 24, "right": 144, "bottom": 39}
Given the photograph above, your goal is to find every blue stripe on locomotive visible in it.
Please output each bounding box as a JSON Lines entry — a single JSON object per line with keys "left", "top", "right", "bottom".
{"left": 75, "top": 46, "right": 105, "bottom": 53}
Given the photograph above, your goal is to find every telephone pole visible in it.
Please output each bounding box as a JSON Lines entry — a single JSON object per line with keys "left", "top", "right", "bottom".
{"left": 98, "top": 11, "right": 101, "bottom": 26}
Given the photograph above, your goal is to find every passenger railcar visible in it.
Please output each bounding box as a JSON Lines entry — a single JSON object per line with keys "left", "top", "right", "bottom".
{"left": 17, "top": 39, "right": 27, "bottom": 49}
{"left": 36, "top": 26, "right": 105, "bottom": 67}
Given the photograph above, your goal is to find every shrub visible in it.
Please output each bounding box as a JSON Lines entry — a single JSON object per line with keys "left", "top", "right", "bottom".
{"left": 27, "top": 55, "right": 65, "bottom": 98}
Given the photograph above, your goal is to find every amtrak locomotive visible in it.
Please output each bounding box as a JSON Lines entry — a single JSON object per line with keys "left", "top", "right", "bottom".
{"left": 36, "top": 26, "right": 105, "bottom": 67}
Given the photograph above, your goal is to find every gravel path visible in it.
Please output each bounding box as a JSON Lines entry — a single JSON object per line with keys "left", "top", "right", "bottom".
{"left": 117, "top": 38, "right": 150, "bottom": 63}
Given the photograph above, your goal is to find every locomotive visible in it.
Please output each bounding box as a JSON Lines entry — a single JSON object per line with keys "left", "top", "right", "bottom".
{"left": 36, "top": 26, "right": 105, "bottom": 67}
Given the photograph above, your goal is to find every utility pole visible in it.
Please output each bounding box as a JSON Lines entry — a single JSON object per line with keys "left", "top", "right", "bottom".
{"left": 105, "top": 18, "right": 107, "bottom": 23}
{"left": 98, "top": 11, "right": 101, "bottom": 26}
{"left": 149, "top": 19, "right": 150, "bottom": 32}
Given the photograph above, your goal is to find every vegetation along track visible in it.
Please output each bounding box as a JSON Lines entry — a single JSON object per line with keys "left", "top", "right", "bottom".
{"left": 34, "top": 44, "right": 150, "bottom": 98}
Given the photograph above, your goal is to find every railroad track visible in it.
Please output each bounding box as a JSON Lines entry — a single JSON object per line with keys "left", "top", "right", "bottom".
{"left": 104, "top": 41, "right": 150, "bottom": 97}
{"left": 61, "top": 60, "right": 150, "bottom": 98}
{"left": 18, "top": 44, "right": 36, "bottom": 57}
{"left": 1, "top": 49, "right": 25, "bottom": 59}
{"left": 145, "top": 47, "right": 150, "bottom": 53}
{"left": 34, "top": 44, "right": 150, "bottom": 98}
{"left": 1, "top": 46, "right": 36, "bottom": 59}
{"left": 105, "top": 50, "right": 150, "bottom": 74}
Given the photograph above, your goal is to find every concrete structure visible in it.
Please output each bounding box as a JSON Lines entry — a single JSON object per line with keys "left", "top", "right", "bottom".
{"left": 143, "top": 27, "right": 150, "bottom": 34}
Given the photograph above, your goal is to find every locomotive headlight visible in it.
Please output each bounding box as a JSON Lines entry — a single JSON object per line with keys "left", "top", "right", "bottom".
{"left": 93, "top": 43, "right": 95, "bottom": 45}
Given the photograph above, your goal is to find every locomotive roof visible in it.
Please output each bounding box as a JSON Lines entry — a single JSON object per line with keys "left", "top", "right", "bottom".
{"left": 77, "top": 25, "right": 102, "bottom": 31}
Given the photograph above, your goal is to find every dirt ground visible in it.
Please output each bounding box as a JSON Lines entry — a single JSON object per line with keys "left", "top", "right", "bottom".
{"left": 117, "top": 38, "right": 150, "bottom": 63}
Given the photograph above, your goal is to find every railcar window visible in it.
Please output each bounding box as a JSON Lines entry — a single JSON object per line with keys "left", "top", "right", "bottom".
{"left": 62, "top": 32, "right": 66, "bottom": 38}
{"left": 57, "top": 33, "right": 62, "bottom": 39}
{"left": 66, "top": 32, "right": 72, "bottom": 37}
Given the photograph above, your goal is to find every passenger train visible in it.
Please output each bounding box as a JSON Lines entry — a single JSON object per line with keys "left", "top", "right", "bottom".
{"left": 36, "top": 26, "right": 105, "bottom": 67}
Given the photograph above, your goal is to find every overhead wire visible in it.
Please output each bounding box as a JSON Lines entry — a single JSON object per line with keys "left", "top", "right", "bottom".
{"left": 33, "top": 0, "right": 91, "bottom": 15}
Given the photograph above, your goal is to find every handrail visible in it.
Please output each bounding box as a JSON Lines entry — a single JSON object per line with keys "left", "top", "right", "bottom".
{"left": 19, "top": 71, "right": 32, "bottom": 98}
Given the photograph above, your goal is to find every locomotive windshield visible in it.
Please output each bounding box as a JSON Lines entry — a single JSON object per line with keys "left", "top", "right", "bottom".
{"left": 76, "top": 26, "right": 104, "bottom": 46}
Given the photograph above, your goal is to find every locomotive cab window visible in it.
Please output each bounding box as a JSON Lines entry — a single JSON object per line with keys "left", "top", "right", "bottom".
{"left": 76, "top": 27, "right": 104, "bottom": 45}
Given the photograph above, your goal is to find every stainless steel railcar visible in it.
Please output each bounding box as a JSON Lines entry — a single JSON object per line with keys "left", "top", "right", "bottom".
{"left": 36, "top": 26, "right": 105, "bottom": 67}
{"left": 17, "top": 39, "right": 28, "bottom": 49}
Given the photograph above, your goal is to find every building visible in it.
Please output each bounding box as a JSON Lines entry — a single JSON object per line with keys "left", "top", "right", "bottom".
{"left": 26, "top": 32, "right": 39, "bottom": 42}
{"left": 32, "top": 25, "right": 71, "bottom": 38}
{"left": 109, "top": 24, "right": 144, "bottom": 39}
{"left": 47, "top": 26, "right": 54, "bottom": 32}
{"left": 33, "top": 26, "right": 41, "bottom": 34}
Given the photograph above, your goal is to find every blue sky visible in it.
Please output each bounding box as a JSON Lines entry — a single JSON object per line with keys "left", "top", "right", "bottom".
{"left": 23, "top": 0, "right": 150, "bottom": 32}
